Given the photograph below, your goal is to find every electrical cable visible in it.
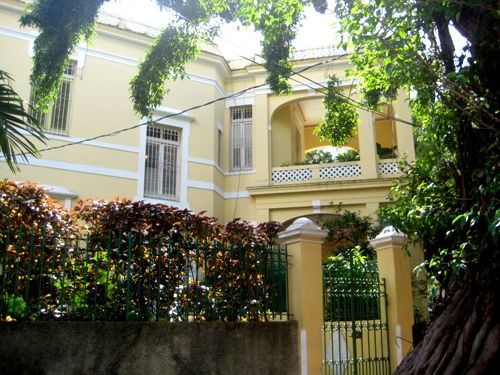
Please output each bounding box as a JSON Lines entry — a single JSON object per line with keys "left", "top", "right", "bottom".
{"left": 238, "top": 54, "right": 419, "bottom": 128}
{"left": 20, "top": 55, "right": 344, "bottom": 157}
{"left": 174, "top": 8, "right": 420, "bottom": 128}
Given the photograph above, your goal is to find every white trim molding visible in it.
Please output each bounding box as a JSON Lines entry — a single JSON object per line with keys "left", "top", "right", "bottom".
{"left": 40, "top": 184, "right": 78, "bottom": 208}
{"left": 0, "top": 25, "right": 34, "bottom": 43}
{"left": 187, "top": 179, "right": 250, "bottom": 199}
{"left": 225, "top": 169, "right": 256, "bottom": 176}
{"left": 5, "top": 157, "right": 139, "bottom": 180}
{"left": 225, "top": 95, "right": 255, "bottom": 108}
{"left": 153, "top": 106, "right": 194, "bottom": 122}
{"left": 0, "top": 25, "right": 229, "bottom": 95}
{"left": 188, "top": 156, "right": 215, "bottom": 167}
{"left": 17, "top": 129, "right": 139, "bottom": 154}
{"left": 187, "top": 73, "right": 225, "bottom": 97}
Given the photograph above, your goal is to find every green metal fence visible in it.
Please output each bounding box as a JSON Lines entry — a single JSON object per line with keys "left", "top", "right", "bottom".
{"left": 0, "top": 227, "right": 288, "bottom": 322}
{"left": 322, "top": 260, "right": 390, "bottom": 375}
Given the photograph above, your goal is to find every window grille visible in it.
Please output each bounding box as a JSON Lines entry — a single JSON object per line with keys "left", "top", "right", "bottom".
{"left": 144, "top": 125, "right": 181, "bottom": 200}
{"left": 230, "top": 106, "right": 252, "bottom": 170}
{"left": 30, "top": 60, "right": 76, "bottom": 135}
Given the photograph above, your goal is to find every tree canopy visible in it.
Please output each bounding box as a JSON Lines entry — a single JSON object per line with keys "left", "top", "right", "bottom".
{"left": 14, "top": 0, "right": 500, "bottom": 372}
{"left": 334, "top": 0, "right": 499, "bottom": 372}
{"left": 21, "top": 0, "right": 306, "bottom": 117}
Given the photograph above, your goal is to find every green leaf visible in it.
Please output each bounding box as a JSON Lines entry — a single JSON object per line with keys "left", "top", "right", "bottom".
{"left": 314, "top": 75, "right": 359, "bottom": 147}
{"left": 0, "top": 69, "right": 47, "bottom": 172}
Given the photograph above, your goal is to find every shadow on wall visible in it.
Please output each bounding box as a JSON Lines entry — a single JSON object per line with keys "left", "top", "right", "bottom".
{"left": 0, "top": 321, "right": 299, "bottom": 375}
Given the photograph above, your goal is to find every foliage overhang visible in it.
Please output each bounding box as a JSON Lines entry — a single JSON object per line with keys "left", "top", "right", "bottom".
{"left": 20, "top": 0, "right": 312, "bottom": 118}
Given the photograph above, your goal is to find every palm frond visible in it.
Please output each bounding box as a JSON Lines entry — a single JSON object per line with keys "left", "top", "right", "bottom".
{"left": 0, "top": 69, "right": 47, "bottom": 172}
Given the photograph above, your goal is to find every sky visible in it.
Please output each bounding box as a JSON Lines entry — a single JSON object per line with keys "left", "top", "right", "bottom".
{"left": 101, "top": 0, "right": 339, "bottom": 60}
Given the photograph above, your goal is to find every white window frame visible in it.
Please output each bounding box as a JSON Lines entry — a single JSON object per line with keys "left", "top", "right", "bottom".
{"left": 230, "top": 105, "right": 253, "bottom": 171}
{"left": 143, "top": 124, "right": 182, "bottom": 201}
{"left": 30, "top": 60, "right": 77, "bottom": 135}
{"left": 216, "top": 120, "right": 224, "bottom": 168}
{"left": 137, "top": 107, "right": 192, "bottom": 209}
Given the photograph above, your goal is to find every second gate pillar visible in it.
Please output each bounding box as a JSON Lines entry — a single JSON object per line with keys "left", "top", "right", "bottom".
{"left": 370, "top": 226, "right": 414, "bottom": 372}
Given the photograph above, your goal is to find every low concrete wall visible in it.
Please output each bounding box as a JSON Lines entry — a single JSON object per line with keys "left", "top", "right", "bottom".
{"left": 0, "top": 321, "right": 298, "bottom": 375}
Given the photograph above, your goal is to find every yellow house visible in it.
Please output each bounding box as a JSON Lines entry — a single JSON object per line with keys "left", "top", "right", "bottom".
{"left": 0, "top": 0, "right": 415, "bottom": 224}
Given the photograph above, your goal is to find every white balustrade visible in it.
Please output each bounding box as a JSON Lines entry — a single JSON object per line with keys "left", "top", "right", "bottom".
{"left": 271, "top": 162, "right": 362, "bottom": 183}
{"left": 378, "top": 160, "right": 400, "bottom": 175}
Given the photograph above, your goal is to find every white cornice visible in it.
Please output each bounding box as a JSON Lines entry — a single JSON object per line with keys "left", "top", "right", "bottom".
{"left": 0, "top": 25, "right": 227, "bottom": 96}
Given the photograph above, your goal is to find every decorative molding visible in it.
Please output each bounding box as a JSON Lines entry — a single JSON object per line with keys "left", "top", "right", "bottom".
{"left": 17, "top": 129, "right": 140, "bottom": 153}
{"left": 83, "top": 47, "right": 137, "bottom": 67}
{"left": 224, "top": 190, "right": 250, "bottom": 199}
{"left": 39, "top": 184, "right": 78, "bottom": 208}
{"left": 254, "top": 78, "right": 358, "bottom": 95}
{"left": 225, "top": 95, "right": 255, "bottom": 108}
{"left": 312, "top": 200, "right": 321, "bottom": 213}
{"left": 187, "top": 157, "right": 257, "bottom": 177}
{"left": 7, "top": 157, "right": 139, "bottom": 180}
{"left": 187, "top": 73, "right": 225, "bottom": 97}
{"left": 153, "top": 106, "right": 194, "bottom": 122}
{"left": 226, "top": 169, "right": 256, "bottom": 176}
{"left": 187, "top": 179, "right": 250, "bottom": 199}
{"left": 39, "top": 184, "right": 78, "bottom": 199}
{"left": 188, "top": 156, "right": 215, "bottom": 167}
{"left": 0, "top": 25, "right": 34, "bottom": 43}
{"left": 187, "top": 179, "right": 224, "bottom": 198}
{"left": 0, "top": 26, "right": 227, "bottom": 95}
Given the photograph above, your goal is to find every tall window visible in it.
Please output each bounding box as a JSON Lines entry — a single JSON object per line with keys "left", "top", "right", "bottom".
{"left": 230, "top": 105, "right": 252, "bottom": 170}
{"left": 144, "top": 125, "right": 181, "bottom": 200}
{"left": 217, "top": 129, "right": 223, "bottom": 167}
{"left": 30, "top": 60, "right": 76, "bottom": 135}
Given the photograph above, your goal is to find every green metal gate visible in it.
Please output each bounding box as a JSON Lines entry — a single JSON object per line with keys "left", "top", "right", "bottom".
{"left": 322, "top": 260, "right": 390, "bottom": 375}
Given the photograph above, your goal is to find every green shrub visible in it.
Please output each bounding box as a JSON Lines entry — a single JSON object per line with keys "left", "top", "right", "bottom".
{"left": 323, "top": 247, "right": 381, "bottom": 321}
{"left": 0, "top": 180, "right": 78, "bottom": 321}
{"left": 304, "top": 149, "right": 334, "bottom": 164}
{"left": 1, "top": 185, "right": 286, "bottom": 322}
{"left": 73, "top": 199, "right": 285, "bottom": 321}
{"left": 322, "top": 210, "right": 382, "bottom": 321}
{"left": 335, "top": 149, "right": 360, "bottom": 162}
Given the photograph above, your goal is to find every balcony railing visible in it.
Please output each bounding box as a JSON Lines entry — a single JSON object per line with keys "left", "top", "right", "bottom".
{"left": 378, "top": 160, "right": 400, "bottom": 176}
{"left": 271, "top": 161, "right": 361, "bottom": 184}
{"left": 271, "top": 160, "right": 401, "bottom": 184}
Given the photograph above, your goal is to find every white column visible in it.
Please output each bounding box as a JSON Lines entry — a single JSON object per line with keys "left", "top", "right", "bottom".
{"left": 358, "top": 108, "right": 378, "bottom": 179}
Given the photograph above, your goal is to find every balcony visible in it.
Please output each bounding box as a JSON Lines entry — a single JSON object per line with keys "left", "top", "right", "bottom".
{"left": 270, "top": 159, "right": 400, "bottom": 185}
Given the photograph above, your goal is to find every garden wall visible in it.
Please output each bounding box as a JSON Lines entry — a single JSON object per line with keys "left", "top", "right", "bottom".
{"left": 0, "top": 321, "right": 298, "bottom": 375}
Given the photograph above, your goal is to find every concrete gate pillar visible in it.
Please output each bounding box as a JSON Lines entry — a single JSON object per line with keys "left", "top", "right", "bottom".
{"left": 279, "top": 218, "right": 327, "bottom": 375}
{"left": 370, "top": 226, "right": 414, "bottom": 372}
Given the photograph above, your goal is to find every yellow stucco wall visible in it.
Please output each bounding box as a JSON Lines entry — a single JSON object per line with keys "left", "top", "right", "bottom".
{"left": 0, "top": 0, "right": 415, "bottom": 225}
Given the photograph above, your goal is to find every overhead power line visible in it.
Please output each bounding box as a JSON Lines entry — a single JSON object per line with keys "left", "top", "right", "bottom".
{"left": 180, "top": 10, "right": 419, "bottom": 128}
{"left": 239, "top": 54, "right": 419, "bottom": 128}
{"left": 26, "top": 55, "right": 344, "bottom": 156}
{"left": 16, "top": 11, "right": 423, "bottom": 158}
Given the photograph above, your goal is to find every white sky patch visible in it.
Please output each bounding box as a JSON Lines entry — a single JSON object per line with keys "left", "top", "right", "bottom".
{"left": 101, "top": 0, "right": 339, "bottom": 60}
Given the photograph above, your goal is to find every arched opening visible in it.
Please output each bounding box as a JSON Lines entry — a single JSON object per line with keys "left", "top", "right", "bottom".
{"left": 270, "top": 97, "right": 360, "bottom": 167}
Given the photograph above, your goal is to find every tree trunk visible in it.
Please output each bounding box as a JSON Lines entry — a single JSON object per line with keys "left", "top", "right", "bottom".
{"left": 394, "top": 279, "right": 500, "bottom": 374}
